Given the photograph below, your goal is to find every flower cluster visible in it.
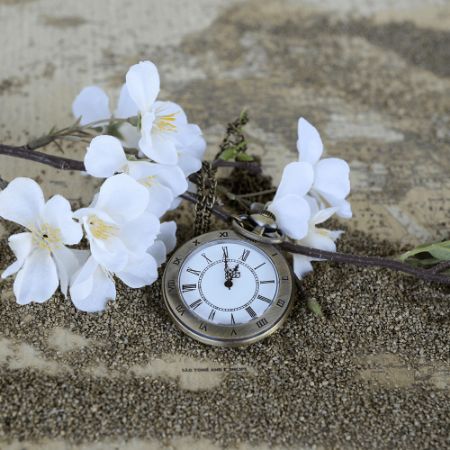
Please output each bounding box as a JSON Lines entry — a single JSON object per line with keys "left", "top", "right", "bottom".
{"left": 1, "top": 61, "right": 205, "bottom": 312}
{"left": 0, "top": 60, "right": 352, "bottom": 312}
{"left": 268, "top": 118, "right": 351, "bottom": 279}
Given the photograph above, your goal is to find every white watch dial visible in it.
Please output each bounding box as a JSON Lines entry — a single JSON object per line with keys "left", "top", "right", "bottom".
{"left": 178, "top": 239, "right": 279, "bottom": 325}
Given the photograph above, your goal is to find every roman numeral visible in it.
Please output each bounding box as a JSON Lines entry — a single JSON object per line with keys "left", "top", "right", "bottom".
{"left": 282, "top": 275, "right": 289, "bottom": 281}
{"left": 231, "top": 313, "right": 235, "bottom": 324}
{"left": 231, "top": 328, "right": 237, "bottom": 336}
{"left": 189, "top": 299, "right": 202, "bottom": 310}
{"left": 168, "top": 280, "right": 175, "bottom": 292}
{"left": 256, "top": 318, "right": 268, "bottom": 329}
{"left": 276, "top": 299, "right": 286, "bottom": 307}
{"left": 245, "top": 306, "right": 256, "bottom": 318}
{"left": 175, "top": 304, "right": 185, "bottom": 316}
{"left": 187, "top": 267, "right": 201, "bottom": 276}
{"left": 254, "top": 262, "right": 266, "bottom": 270}
{"left": 173, "top": 257, "right": 181, "bottom": 265}
{"left": 201, "top": 253, "right": 212, "bottom": 264}
{"left": 199, "top": 323, "right": 207, "bottom": 331}
{"left": 257, "top": 295, "right": 271, "bottom": 304}
{"left": 261, "top": 280, "right": 275, "bottom": 284}
{"left": 182, "top": 284, "right": 196, "bottom": 293}
{"left": 208, "top": 309, "right": 216, "bottom": 321}
{"left": 272, "top": 253, "right": 278, "bottom": 257}
{"left": 240, "top": 249, "right": 250, "bottom": 262}
{"left": 220, "top": 231, "right": 228, "bottom": 237}
{"left": 222, "top": 246, "right": 228, "bottom": 258}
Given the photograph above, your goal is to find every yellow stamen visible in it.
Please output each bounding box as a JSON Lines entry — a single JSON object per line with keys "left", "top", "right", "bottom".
{"left": 88, "top": 215, "right": 119, "bottom": 240}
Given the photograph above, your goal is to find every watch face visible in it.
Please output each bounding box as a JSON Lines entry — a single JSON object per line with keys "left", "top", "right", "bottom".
{"left": 162, "top": 229, "right": 295, "bottom": 347}
{"left": 178, "top": 239, "right": 279, "bottom": 326}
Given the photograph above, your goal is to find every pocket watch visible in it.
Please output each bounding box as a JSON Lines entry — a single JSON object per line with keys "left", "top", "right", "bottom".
{"left": 162, "top": 211, "right": 295, "bottom": 347}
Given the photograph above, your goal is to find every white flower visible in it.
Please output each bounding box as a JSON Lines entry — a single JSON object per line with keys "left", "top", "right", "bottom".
{"left": 73, "top": 173, "right": 159, "bottom": 273}
{"left": 297, "top": 118, "right": 352, "bottom": 218}
{"left": 126, "top": 61, "right": 202, "bottom": 165}
{"left": 72, "top": 84, "right": 140, "bottom": 149}
{"left": 146, "top": 221, "right": 177, "bottom": 267}
{"left": 291, "top": 206, "right": 344, "bottom": 279}
{"left": 85, "top": 135, "right": 187, "bottom": 217}
{"left": 267, "top": 161, "right": 314, "bottom": 240}
{"left": 69, "top": 249, "right": 159, "bottom": 313}
{"left": 0, "top": 178, "right": 82, "bottom": 304}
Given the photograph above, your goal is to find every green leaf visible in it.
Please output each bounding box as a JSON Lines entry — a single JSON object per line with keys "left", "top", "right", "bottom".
{"left": 233, "top": 139, "right": 253, "bottom": 152}
{"left": 429, "top": 244, "right": 450, "bottom": 261}
{"left": 219, "top": 148, "right": 237, "bottom": 161}
{"left": 48, "top": 125, "right": 57, "bottom": 135}
{"left": 59, "top": 135, "right": 84, "bottom": 142}
{"left": 235, "top": 152, "right": 254, "bottom": 161}
{"left": 307, "top": 298, "right": 323, "bottom": 318}
{"left": 91, "top": 126, "right": 103, "bottom": 133}
{"left": 53, "top": 140, "right": 64, "bottom": 154}
{"left": 239, "top": 108, "right": 246, "bottom": 125}
{"left": 105, "top": 121, "right": 125, "bottom": 141}
{"left": 127, "top": 116, "right": 139, "bottom": 127}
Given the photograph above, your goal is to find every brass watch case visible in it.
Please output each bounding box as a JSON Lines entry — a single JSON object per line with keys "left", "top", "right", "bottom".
{"left": 162, "top": 229, "right": 295, "bottom": 347}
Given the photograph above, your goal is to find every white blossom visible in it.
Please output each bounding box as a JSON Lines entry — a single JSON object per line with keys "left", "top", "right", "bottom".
{"left": 291, "top": 206, "right": 344, "bottom": 280}
{"left": 267, "top": 161, "right": 314, "bottom": 240}
{"left": 126, "top": 61, "right": 202, "bottom": 165}
{"left": 146, "top": 221, "right": 177, "bottom": 267}
{"left": 85, "top": 135, "right": 187, "bottom": 217}
{"left": 297, "top": 118, "right": 352, "bottom": 218}
{"left": 72, "top": 84, "right": 140, "bottom": 149}
{"left": 0, "top": 178, "right": 82, "bottom": 304}
{"left": 72, "top": 173, "right": 159, "bottom": 273}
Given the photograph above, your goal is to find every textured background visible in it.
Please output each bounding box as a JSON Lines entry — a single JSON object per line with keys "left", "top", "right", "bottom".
{"left": 1, "top": 0, "right": 450, "bottom": 448}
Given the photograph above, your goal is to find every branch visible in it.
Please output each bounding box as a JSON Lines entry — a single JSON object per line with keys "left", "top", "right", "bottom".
{"left": 0, "top": 143, "right": 86, "bottom": 171}
{"left": 180, "top": 192, "right": 450, "bottom": 285}
{"left": 211, "top": 160, "right": 262, "bottom": 173}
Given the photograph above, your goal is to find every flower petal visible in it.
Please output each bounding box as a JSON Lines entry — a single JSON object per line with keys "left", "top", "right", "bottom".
{"left": 72, "top": 86, "right": 110, "bottom": 126}
{"left": 180, "top": 135, "right": 207, "bottom": 160}
{"left": 127, "top": 160, "right": 162, "bottom": 181}
{"left": 42, "top": 195, "right": 83, "bottom": 245}
{"left": 116, "top": 253, "right": 158, "bottom": 288}
{"left": 126, "top": 61, "right": 160, "bottom": 113}
{"left": 273, "top": 162, "right": 314, "bottom": 202}
{"left": 313, "top": 206, "right": 340, "bottom": 225}
{"left": 94, "top": 174, "right": 150, "bottom": 224}
{"left": 140, "top": 133, "right": 178, "bottom": 165}
{"left": 157, "top": 165, "right": 188, "bottom": 198}
{"left": 169, "top": 123, "right": 202, "bottom": 147}
{"left": 2, "top": 233, "right": 34, "bottom": 279}
{"left": 154, "top": 101, "right": 188, "bottom": 124}
{"left": 146, "top": 240, "right": 167, "bottom": 268}
{"left": 292, "top": 254, "right": 314, "bottom": 280}
{"left": 177, "top": 153, "right": 202, "bottom": 178}
{"left": 14, "top": 247, "right": 58, "bottom": 305}
{"left": 85, "top": 135, "right": 128, "bottom": 178}
{"left": 70, "top": 257, "right": 116, "bottom": 312}
{"left": 141, "top": 182, "right": 174, "bottom": 218}
{"left": 268, "top": 194, "right": 310, "bottom": 240}
{"left": 53, "top": 245, "right": 80, "bottom": 298}
{"left": 158, "top": 221, "right": 177, "bottom": 253}
{"left": 297, "top": 118, "right": 323, "bottom": 166}
{"left": 114, "top": 83, "right": 139, "bottom": 119}
{"left": 118, "top": 212, "right": 160, "bottom": 260}
{"left": 0, "top": 178, "right": 44, "bottom": 229}
{"left": 119, "top": 122, "right": 141, "bottom": 149}
{"left": 90, "top": 235, "right": 129, "bottom": 273}
{"left": 313, "top": 158, "right": 350, "bottom": 199}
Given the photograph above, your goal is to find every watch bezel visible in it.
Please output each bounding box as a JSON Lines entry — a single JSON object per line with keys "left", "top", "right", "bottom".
{"left": 162, "top": 229, "right": 295, "bottom": 347}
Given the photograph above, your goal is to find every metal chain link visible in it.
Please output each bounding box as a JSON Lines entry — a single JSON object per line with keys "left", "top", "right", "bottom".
{"left": 194, "top": 161, "right": 217, "bottom": 236}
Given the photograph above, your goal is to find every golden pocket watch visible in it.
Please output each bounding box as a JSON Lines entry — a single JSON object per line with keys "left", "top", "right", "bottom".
{"left": 162, "top": 212, "right": 295, "bottom": 347}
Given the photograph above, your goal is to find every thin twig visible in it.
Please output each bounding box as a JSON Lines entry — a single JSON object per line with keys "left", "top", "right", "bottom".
{"left": 180, "top": 192, "right": 450, "bottom": 285}
{"left": 431, "top": 259, "right": 450, "bottom": 274}
{"left": 211, "top": 160, "right": 262, "bottom": 173}
{"left": 0, "top": 144, "right": 86, "bottom": 171}
{"left": 237, "top": 188, "right": 277, "bottom": 198}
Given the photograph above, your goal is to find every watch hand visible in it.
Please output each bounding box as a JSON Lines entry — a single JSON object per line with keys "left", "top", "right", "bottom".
{"left": 224, "top": 253, "right": 233, "bottom": 289}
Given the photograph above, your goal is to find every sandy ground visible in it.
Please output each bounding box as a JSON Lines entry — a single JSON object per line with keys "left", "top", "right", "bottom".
{"left": 1, "top": 0, "right": 450, "bottom": 448}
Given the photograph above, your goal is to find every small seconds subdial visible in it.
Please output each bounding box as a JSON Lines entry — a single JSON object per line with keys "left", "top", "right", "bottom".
{"left": 178, "top": 239, "right": 279, "bottom": 326}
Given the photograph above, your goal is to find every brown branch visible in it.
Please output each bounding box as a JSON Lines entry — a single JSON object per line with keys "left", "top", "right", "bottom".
{"left": 211, "top": 160, "right": 262, "bottom": 173}
{"left": 431, "top": 259, "right": 450, "bottom": 274}
{"left": 0, "top": 143, "right": 86, "bottom": 171}
{"left": 180, "top": 192, "right": 450, "bottom": 285}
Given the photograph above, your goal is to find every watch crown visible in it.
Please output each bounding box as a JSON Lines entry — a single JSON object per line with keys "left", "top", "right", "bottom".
{"left": 260, "top": 210, "right": 276, "bottom": 222}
